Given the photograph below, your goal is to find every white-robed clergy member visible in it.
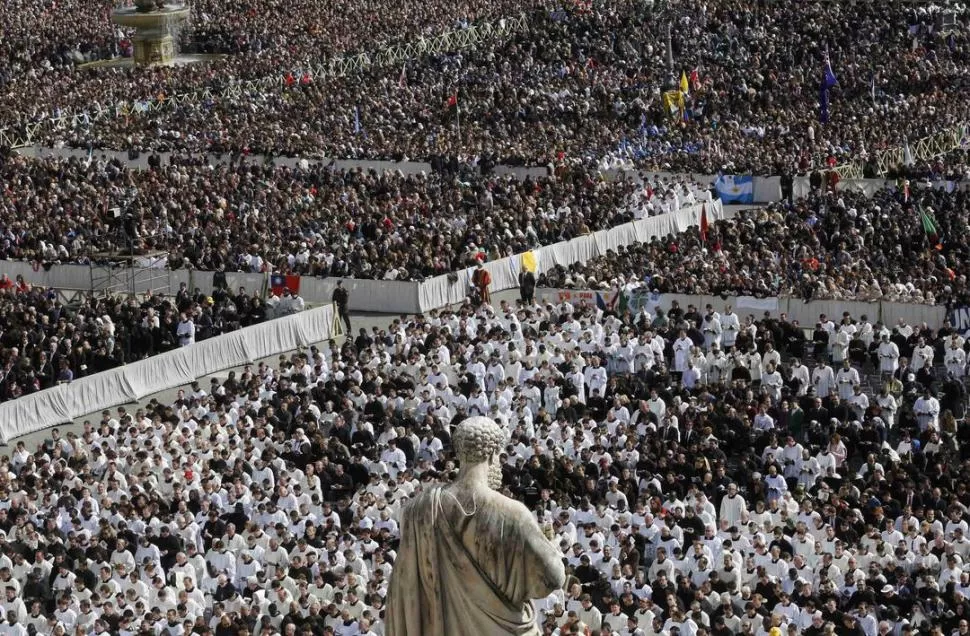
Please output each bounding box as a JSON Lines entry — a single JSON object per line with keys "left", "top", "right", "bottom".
{"left": 386, "top": 416, "right": 566, "bottom": 636}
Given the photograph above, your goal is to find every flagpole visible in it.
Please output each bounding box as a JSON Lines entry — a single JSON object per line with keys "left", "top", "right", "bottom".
{"left": 456, "top": 88, "right": 461, "bottom": 139}
{"left": 666, "top": 23, "right": 673, "bottom": 70}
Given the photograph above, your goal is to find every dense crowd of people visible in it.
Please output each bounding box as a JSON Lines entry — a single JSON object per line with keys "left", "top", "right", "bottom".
{"left": 5, "top": 0, "right": 970, "bottom": 634}
{"left": 0, "top": 0, "right": 535, "bottom": 73}
{"left": 0, "top": 277, "right": 288, "bottom": 403}
{"left": 2, "top": 294, "right": 969, "bottom": 635}
{"left": 541, "top": 184, "right": 970, "bottom": 307}
{"left": 0, "top": 0, "right": 965, "bottom": 174}
{"left": 0, "top": 153, "right": 710, "bottom": 278}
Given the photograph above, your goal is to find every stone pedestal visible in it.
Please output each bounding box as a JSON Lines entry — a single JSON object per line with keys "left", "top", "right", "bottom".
{"left": 111, "top": 5, "right": 190, "bottom": 67}
{"left": 132, "top": 32, "right": 176, "bottom": 65}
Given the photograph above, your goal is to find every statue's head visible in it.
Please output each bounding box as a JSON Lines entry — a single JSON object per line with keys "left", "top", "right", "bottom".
{"left": 453, "top": 416, "right": 506, "bottom": 490}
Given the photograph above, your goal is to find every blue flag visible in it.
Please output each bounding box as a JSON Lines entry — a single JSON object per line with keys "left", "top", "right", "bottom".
{"left": 819, "top": 56, "right": 837, "bottom": 124}
{"left": 715, "top": 174, "right": 754, "bottom": 204}
{"left": 819, "top": 84, "right": 830, "bottom": 124}
{"left": 823, "top": 58, "right": 837, "bottom": 90}
{"left": 353, "top": 106, "right": 361, "bottom": 135}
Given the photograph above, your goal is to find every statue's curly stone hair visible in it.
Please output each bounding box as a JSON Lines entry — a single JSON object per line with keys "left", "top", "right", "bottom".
{"left": 453, "top": 416, "right": 506, "bottom": 465}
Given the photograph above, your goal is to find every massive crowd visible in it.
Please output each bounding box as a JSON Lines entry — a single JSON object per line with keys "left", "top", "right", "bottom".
{"left": 0, "top": 0, "right": 965, "bottom": 174}
{"left": 0, "top": 153, "right": 709, "bottom": 279}
{"left": 0, "top": 278, "right": 290, "bottom": 404}
{"left": 2, "top": 295, "right": 969, "bottom": 636}
{"left": 4, "top": 0, "right": 970, "bottom": 634}
{"left": 541, "top": 184, "right": 970, "bottom": 308}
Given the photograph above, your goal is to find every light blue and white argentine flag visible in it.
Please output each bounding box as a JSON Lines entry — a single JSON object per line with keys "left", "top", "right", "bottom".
{"left": 714, "top": 174, "right": 754, "bottom": 204}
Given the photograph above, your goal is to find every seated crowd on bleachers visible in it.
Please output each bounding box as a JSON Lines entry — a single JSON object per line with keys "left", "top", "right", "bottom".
{"left": 2, "top": 291, "right": 970, "bottom": 635}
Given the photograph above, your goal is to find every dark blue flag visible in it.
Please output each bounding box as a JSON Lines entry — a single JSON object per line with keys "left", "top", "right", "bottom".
{"left": 822, "top": 58, "right": 837, "bottom": 90}
{"left": 818, "top": 56, "right": 837, "bottom": 124}
{"left": 819, "top": 84, "right": 830, "bottom": 123}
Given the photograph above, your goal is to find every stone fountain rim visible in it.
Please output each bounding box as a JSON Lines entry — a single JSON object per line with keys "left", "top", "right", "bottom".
{"left": 112, "top": 4, "right": 190, "bottom": 14}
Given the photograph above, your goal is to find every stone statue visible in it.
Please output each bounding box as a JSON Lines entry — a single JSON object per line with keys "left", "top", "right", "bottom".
{"left": 386, "top": 417, "right": 566, "bottom": 636}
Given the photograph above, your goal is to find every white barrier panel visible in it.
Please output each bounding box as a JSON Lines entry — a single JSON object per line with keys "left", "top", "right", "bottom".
{"left": 792, "top": 177, "right": 902, "bottom": 200}
{"left": 536, "top": 289, "right": 946, "bottom": 330}
{"left": 16, "top": 146, "right": 433, "bottom": 176}
{"left": 880, "top": 302, "right": 946, "bottom": 329}
{"left": 492, "top": 166, "right": 551, "bottom": 180}
{"left": 753, "top": 177, "right": 782, "bottom": 203}
{"left": 0, "top": 305, "right": 335, "bottom": 443}
{"left": 298, "top": 277, "right": 421, "bottom": 314}
{"left": 0, "top": 261, "right": 92, "bottom": 290}
{"left": 416, "top": 201, "right": 722, "bottom": 312}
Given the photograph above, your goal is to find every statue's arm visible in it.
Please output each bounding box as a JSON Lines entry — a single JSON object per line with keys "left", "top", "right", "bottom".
{"left": 519, "top": 511, "right": 567, "bottom": 599}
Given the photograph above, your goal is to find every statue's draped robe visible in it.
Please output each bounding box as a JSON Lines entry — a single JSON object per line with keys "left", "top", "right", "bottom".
{"left": 386, "top": 486, "right": 562, "bottom": 636}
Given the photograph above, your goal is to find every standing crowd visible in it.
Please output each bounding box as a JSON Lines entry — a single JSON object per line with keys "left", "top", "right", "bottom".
{"left": 1, "top": 292, "right": 970, "bottom": 635}
{"left": 0, "top": 1, "right": 966, "bottom": 175}
{"left": 0, "top": 152, "right": 710, "bottom": 279}
{"left": 0, "top": 279, "right": 277, "bottom": 404}
{"left": 541, "top": 185, "right": 970, "bottom": 307}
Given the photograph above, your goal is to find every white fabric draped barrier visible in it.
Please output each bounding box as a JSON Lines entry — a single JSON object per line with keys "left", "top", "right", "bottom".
{"left": 416, "top": 201, "right": 723, "bottom": 312}
{"left": 536, "top": 289, "right": 946, "bottom": 330}
{"left": 793, "top": 177, "right": 970, "bottom": 201}
{"left": 122, "top": 348, "right": 198, "bottom": 399}
{"left": 0, "top": 305, "right": 335, "bottom": 443}
{"left": 299, "top": 277, "right": 421, "bottom": 314}
{"left": 0, "top": 260, "right": 269, "bottom": 297}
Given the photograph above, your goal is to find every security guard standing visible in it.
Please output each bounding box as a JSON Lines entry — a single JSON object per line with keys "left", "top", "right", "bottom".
{"left": 332, "top": 280, "right": 351, "bottom": 333}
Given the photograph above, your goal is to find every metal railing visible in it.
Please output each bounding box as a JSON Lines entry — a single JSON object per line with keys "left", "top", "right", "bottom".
{"left": 830, "top": 162, "right": 864, "bottom": 180}
{"left": 821, "top": 123, "right": 969, "bottom": 180}
{"left": 872, "top": 123, "right": 968, "bottom": 176}
{"left": 0, "top": 12, "right": 531, "bottom": 148}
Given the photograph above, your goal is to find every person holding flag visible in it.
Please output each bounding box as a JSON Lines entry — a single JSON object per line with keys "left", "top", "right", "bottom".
{"left": 699, "top": 203, "right": 709, "bottom": 244}
{"left": 444, "top": 90, "right": 460, "bottom": 137}
{"left": 679, "top": 70, "right": 691, "bottom": 122}
{"left": 919, "top": 206, "right": 942, "bottom": 249}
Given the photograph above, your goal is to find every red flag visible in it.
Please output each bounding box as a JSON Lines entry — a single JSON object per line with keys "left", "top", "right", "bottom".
{"left": 284, "top": 72, "right": 295, "bottom": 86}
{"left": 445, "top": 93, "right": 458, "bottom": 110}
{"left": 700, "top": 204, "right": 709, "bottom": 243}
{"left": 689, "top": 68, "right": 700, "bottom": 90}
{"left": 270, "top": 274, "right": 301, "bottom": 296}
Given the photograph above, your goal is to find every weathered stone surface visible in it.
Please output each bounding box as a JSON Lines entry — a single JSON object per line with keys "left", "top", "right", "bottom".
{"left": 386, "top": 416, "right": 566, "bottom": 636}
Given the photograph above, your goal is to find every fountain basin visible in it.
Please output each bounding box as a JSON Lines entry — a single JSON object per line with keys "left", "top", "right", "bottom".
{"left": 111, "top": 4, "right": 191, "bottom": 66}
